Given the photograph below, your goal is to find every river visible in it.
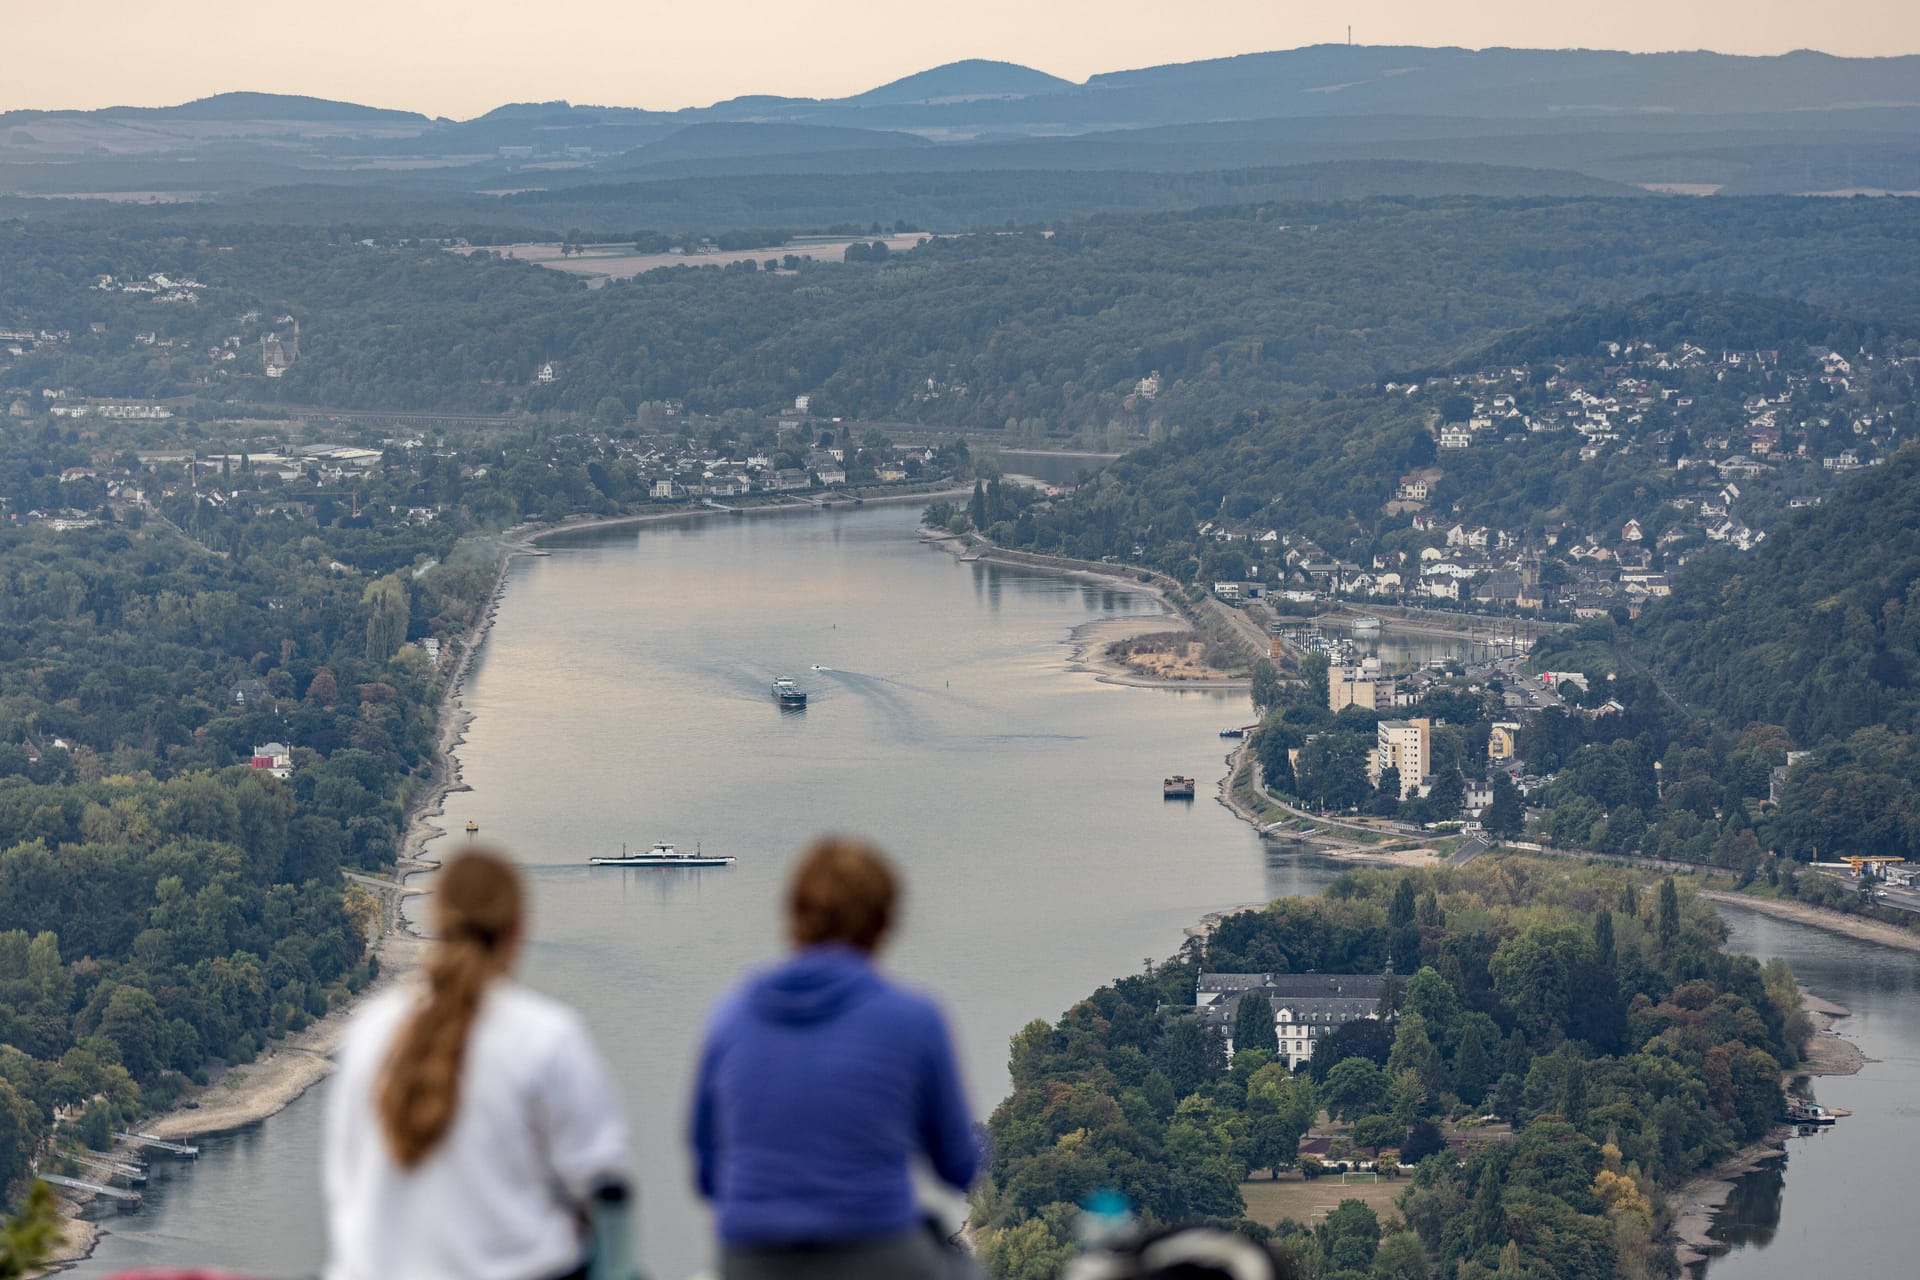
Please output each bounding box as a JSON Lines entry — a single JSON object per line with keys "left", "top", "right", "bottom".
{"left": 1691, "top": 903, "right": 1920, "bottom": 1278}
{"left": 68, "top": 507, "right": 1918, "bottom": 1280}
{"left": 71, "top": 504, "right": 1349, "bottom": 1280}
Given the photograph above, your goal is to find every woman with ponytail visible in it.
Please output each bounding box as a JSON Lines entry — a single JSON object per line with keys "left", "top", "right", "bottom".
{"left": 324, "top": 850, "right": 633, "bottom": 1280}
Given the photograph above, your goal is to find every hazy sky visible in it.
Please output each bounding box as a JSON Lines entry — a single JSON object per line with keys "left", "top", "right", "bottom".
{"left": 11, "top": 0, "right": 1917, "bottom": 117}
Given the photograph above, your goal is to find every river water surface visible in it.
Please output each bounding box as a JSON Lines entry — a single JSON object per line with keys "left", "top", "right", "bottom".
{"left": 73, "top": 505, "right": 1345, "bottom": 1279}
{"left": 69, "top": 507, "right": 1919, "bottom": 1280}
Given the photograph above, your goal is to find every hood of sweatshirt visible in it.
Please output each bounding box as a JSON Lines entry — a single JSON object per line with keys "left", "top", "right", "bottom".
{"left": 744, "top": 945, "right": 883, "bottom": 1026}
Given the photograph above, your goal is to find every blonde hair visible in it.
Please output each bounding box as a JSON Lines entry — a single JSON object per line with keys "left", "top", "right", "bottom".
{"left": 379, "top": 849, "right": 524, "bottom": 1168}
{"left": 787, "top": 836, "right": 898, "bottom": 952}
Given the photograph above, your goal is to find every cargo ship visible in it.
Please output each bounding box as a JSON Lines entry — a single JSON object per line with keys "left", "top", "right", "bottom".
{"left": 590, "top": 842, "right": 736, "bottom": 868}
{"left": 772, "top": 677, "right": 807, "bottom": 707}
{"left": 1163, "top": 775, "right": 1196, "bottom": 799}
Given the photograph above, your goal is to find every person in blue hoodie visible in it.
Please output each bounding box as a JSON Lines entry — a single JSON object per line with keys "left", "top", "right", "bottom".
{"left": 690, "top": 836, "right": 980, "bottom": 1280}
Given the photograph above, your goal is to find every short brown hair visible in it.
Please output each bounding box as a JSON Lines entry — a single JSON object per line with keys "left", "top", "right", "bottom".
{"left": 788, "top": 836, "right": 898, "bottom": 951}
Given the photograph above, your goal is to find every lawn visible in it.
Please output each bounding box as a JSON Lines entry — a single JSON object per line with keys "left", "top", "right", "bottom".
{"left": 1239, "top": 1171, "right": 1406, "bottom": 1226}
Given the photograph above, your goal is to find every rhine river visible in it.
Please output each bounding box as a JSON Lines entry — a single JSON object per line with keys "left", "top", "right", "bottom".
{"left": 68, "top": 504, "right": 1920, "bottom": 1280}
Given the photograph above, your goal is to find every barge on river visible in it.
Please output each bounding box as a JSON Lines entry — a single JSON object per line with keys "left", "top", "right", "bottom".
{"left": 1163, "top": 776, "right": 1197, "bottom": 799}
{"left": 772, "top": 677, "right": 807, "bottom": 708}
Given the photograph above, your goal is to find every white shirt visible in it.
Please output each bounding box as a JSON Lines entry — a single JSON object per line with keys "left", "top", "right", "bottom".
{"left": 324, "top": 980, "right": 630, "bottom": 1280}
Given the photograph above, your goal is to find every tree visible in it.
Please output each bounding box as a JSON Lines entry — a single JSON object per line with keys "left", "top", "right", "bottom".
{"left": 1353, "top": 1111, "right": 1404, "bottom": 1152}
{"left": 1320, "top": 1199, "right": 1382, "bottom": 1273}
{"left": 1323, "top": 1056, "right": 1388, "bottom": 1120}
{"left": 1427, "top": 768, "right": 1465, "bottom": 821}
{"left": 0, "top": 1180, "right": 59, "bottom": 1280}
{"left": 1388, "top": 1013, "right": 1444, "bottom": 1096}
{"left": 1297, "top": 733, "right": 1372, "bottom": 811}
{"left": 1255, "top": 722, "right": 1299, "bottom": 795}
{"left": 1373, "top": 1230, "right": 1432, "bottom": 1280}
{"left": 1299, "top": 652, "right": 1332, "bottom": 708}
{"left": 1388, "top": 878, "right": 1418, "bottom": 930}
{"left": 977, "top": 1216, "right": 1074, "bottom": 1280}
{"left": 1483, "top": 773, "right": 1524, "bottom": 839}
{"left": 1159, "top": 1019, "right": 1223, "bottom": 1097}
{"left": 1490, "top": 924, "right": 1592, "bottom": 1046}
{"left": 969, "top": 480, "right": 988, "bottom": 531}
{"left": 1591, "top": 909, "right": 1615, "bottom": 967}
{"left": 1400, "top": 1120, "right": 1446, "bottom": 1166}
{"left": 362, "top": 574, "right": 410, "bottom": 664}
{"left": 1312, "top": 1016, "right": 1394, "bottom": 1081}
{"left": 1371, "top": 767, "right": 1402, "bottom": 814}
{"left": 1234, "top": 992, "right": 1279, "bottom": 1058}
{"left": 1250, "top": 660, "right": 1283, "bottom": 714}
{"left": 1453, "top": 1018, "right": 1493, "bottom": 1106}
{"left": 306, "top": 666, "right": 339, "bottom": 706}
{"left": 1657, "top": 877, "right": 1682, "bottom": 949}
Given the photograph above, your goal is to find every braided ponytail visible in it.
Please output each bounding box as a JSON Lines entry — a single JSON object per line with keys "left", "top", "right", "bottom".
{"left": 379, "top": 849, "right": 523, "bottom": 1167}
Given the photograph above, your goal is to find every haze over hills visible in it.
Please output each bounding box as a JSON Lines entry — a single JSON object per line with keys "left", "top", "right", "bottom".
{"left": 1, "top": 43, "right": 1915, "bottom": 227}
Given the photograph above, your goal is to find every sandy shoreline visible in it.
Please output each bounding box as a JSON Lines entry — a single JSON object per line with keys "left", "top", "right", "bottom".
{"left": 1698, "top": 888, "right": 1920, "bottom": 955}
{"left": 920, "top": 531, "right": 1253, "bottom": 692}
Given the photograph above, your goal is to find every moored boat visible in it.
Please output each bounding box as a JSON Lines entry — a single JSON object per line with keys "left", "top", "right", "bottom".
{"left": 1784, "top": 1099, "right": 1838, "bottom": 1126}
{"left": 590, "top": 841, "right": 736, "bottom": 868}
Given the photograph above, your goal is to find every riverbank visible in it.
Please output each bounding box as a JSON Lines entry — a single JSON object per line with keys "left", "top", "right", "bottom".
{"left": 920, "top": 532, "right": 1256, "bottom": 691}
{"left": 1669, "top": 1138, "right": 1789, "bottom": 1268}
{"left": 1698, "top": 889, "right": 1920, "bottom": 957}
{"left": 1666, "top": 981, "right": 1867, "bottom": 1267}
{"left": 50, "top": 504, "right": 547, "bottom": 1265}
{"left": 526, "top": 484, "right": 971, "bottom": 546}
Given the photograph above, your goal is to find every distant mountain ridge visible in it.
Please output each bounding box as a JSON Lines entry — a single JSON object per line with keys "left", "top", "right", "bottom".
{"left": 1, "top": 44, "right": 1915, "bottom": 208}
{"left": 848, "top": 58, "right": 1075, "bottom": 105}
{"left": 108, "top": 91, "right": 428, "bottom": 122}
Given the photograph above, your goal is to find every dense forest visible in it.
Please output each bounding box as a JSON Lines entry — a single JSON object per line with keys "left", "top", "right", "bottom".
{"left": 1631, "top": 445, "right": 1920, "bottom": 859}
{"left": 0, "top": 418, "right": 677, "bottom": 1203}
{"left": 4, "top": 197, "right": 1919, "bottom": 429}
{"left": 976, "top": 862, "right": 1805, "bottom": 1280}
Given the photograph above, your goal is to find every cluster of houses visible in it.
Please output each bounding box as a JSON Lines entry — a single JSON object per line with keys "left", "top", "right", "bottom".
{"left": 615, "top": 433, "right": 941, "bottom": 500}
{"left": 1204, "top": 339, "right": 1912, "bottom": 618}
{"left": 93, "top": 273, "right": 207, "bottom": 304}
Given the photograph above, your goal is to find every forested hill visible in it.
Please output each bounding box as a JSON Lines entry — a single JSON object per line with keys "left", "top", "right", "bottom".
{"left": 1626, "top": 446, "right": 1920, "bottom": 859}
{"left": 1635, "top": 444, "right": 1920, "bottom": 743}
{"left": 994, "top": 291, "right": 1916, "bottom": 572}
{"left": 4, "top": 198, "right": 1918, "bottom": 423}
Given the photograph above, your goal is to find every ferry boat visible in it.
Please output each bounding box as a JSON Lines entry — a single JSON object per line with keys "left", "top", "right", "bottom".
{"left": 772, "top": 677, "right": 807, "bottom": 707}
{"left": 589, "top": 842, "right": 736, "bottom": 868}
{"left": 1163, "top": 775, "right": 1197, "bottom": 799}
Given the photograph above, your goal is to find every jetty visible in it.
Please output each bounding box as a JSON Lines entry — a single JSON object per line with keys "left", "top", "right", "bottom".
{"left": 40, "top": 1172, "right": 143, "bottom": 1209}
{"left": 115, "top": 1130, "right": 200, "bottom": 1159}
{"left": 71, "top": 1153, "right": 148, "bottom": 1185}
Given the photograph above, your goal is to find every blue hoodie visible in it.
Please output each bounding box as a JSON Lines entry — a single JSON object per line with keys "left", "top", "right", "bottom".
{"left": 690, "top": 945, "right": 979, "bottom": 1245}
